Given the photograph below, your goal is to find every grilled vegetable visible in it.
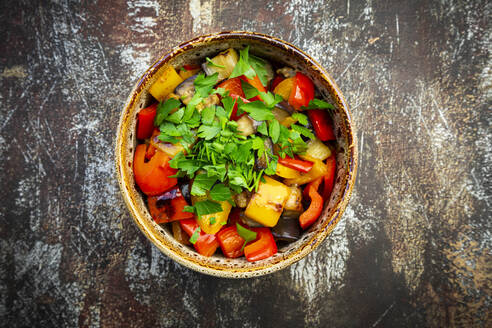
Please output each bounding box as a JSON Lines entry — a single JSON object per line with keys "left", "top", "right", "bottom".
{"left": 233, "top": 190, "right": 251, "bottom": 208}
{"left": 299, "top": 177, "right": 323, "bottom": 229}
{"left": 275, "top": 163, "right": 302, "bottom": 179}
{"left": 284, "top": 186, "right": 303, "bottom": 213}
{"left": 276, "top": 67, "right": 296, "bottom": 78}
{"left": 236, "top": 115, "right": 255, "bottom": 136}
{"left": 278, "top": 156, "right": 314, "bottom": 173}
{"left": 179, "top": 64, "right": 201, "bottom": 80}
{"left": 216, "top": 225, "right": 245, "bottom": 258}
{"left": 192, "top": 196, "right": 232, "bottom": 235}
{"left": 172, "top": 221, "right": 191, "bottom": 245}
{"left": 244, "top": 228, "right": 277, "bottom": 262}
{"left": 255, "top": 138, "right": 273, "bottom": 170}
{"left": 289, "top": 72, "right": 315, "bottom": 110}
{"left": 245, "top": 176, "right": 291, "bottom": 227}
{"left": 307, "top": 109, "right": 336, "bottom": 141}
{"left": 175, "top": 75, "right": 197, "bottom": 105}
{"left": 272, "top": 217, "right": 300, "bottom": 242}
{"left": 137, "top": 103, "right": 157, "bottom": 140}
{"left": 305, "top": 138, "right": 332, "bottom": 161}
{"left": 273, "top": 77, "right": 295, "bottom": 101}
{"left": 180, "top": 219, "right": 219, "bottom": 256}
{"left": 284, "top": 155, "right": 329, "bottom": 186}
{"left": 202, "top": 48, "right": 239, "bottom": 81}
{"left": 149, "top": 66, "right": 184, "bottom": 101}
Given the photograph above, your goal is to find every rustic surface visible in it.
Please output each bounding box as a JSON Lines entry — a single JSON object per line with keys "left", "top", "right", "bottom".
{"left": 1, "top": 0, "right": 491, "bottom": 327}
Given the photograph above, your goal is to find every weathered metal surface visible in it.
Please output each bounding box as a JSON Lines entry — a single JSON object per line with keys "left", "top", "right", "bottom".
{"left": 0, "top": 0, "right": 490, "bottom": 327}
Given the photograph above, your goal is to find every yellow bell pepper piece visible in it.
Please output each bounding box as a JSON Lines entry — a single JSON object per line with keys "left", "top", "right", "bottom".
{"left": 273, "top": 77, "right": 294, "bottom": 101}
{"left": 149, "top": 66, "right": 183, "bottom": 101}
{"left": 179, "top": 68, "right": 200, "bottom": 80}
{"left": 275, "top": 163, "right": 301, "bottom": 179}
{"left": 197, "top": 201, "right": 232, "bottom": 235}
{"left": 245, "top": 176, "right": 291, "bottom": 227}
{"left": 284, "top": 155, "right": 329, "bottom": 186}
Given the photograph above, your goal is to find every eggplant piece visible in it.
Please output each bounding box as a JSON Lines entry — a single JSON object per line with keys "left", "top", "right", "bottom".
{"left": 255, "top": 138, "right": 274, "bottom": 170}
{"left": 233, "top": 190, "right": 252, "bottom": 208}
{"left": 272, "top": 217, "right": 301, "bottom": 242}
{"left": 175, "top": 75, "right": 198, "bottom": 105}
{"left": 180, "top": 181, "right": 191, "bottom": 204}
{"left": 276, "top": 67, "right": 296, "bottom": 78}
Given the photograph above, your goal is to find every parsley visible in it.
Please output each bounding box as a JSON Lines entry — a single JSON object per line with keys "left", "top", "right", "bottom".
{"left": 239, "top": 101, "right": 275, "bottom": 121}
{"left": 230, "top": 46, "right": 256, "bottom": 79}
{"left": 257, "top": 121, "right": 268, "bottom": 136}
{"left": 155, "top": 98, "right": 180, "bottom": 126}
{"left": 292, "top": 112, "right": 308, "bottom": 125}
{"left": 258, "top": 91, "right": 282, "bottom": 108}
{"left": 189, "top": 227, "right": 200, "bottom": 244}
{"left": 249, "top": 55, "right": 270, "bottom": 87}
{"left": 236, "top": 223, "right": 257, "bottom": 251}
{"left": 209, "top": 217, "right": 216, "bottom": 225}
{"left": 191, "top": 174, "right": 217, "bottom": 196}
{"left": 210, "top": 183, "right": 232, "bottom": 202}
{"left": 291, "top": 124, "right": 315, "bottom": 139}
{"left": 221, "top": 96, "right": 237, "bottom": 118}
{"left": 201, "top": 106, "right": 216, "bottom": 125}
{"left": 269, "top": 120, "right": 280, "bottom": 143}
{"left": 197, "top": 124, "right": 221, "bottom": 140}
{"left": 302, "top": 98, "right": 334, "bottom": 110}
{"left": 166, "top": 107, "right": 185, "bottom": 124}
{"left": 206, "top": 57, "right": 225, "bottom": 69}
{"left": 194, "top": 200, "right": 223, "bottom": 217}
{"left": 194, "top": 73, "right": 219, "bottom": 97}
{"left": 241, "top": 80, "right": 259, "bottom": 99}
{"left": 180, "top": 67, "right": 187, "bottom": 72}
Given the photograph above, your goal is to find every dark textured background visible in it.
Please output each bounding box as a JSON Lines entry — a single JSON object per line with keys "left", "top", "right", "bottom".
{"left": 1, "top": 0, "right": 491, "bottom": 327}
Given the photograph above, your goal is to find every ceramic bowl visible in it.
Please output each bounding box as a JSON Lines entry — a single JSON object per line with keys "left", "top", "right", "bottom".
{"left": 115, "top": 31, "right": 357, "bottom": 278}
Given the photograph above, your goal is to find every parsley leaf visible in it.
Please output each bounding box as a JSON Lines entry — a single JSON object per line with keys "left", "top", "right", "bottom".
{"left": 194, "top": 72, "right": 219, "bottom": 97}
{"left": 249, "top": 55, "right": 270, "bottom": 87}
{"left": 291, "top": 124, "right": 315, "bottom": 139}
{"left": 155, "top": 98, "right": 180, "bottom": 126}
{"left": 166, "top": 107, "right": 185, "bottom": 124}
{"left": 302, "top": 98, "right": 334, "bottom": 110}
{"left": 292, "top": 112, "right": 308, "bottom": 125}
{"left": 209, "top": 217, "right": 216, "bottom": 225}
{"left": 210, "top": 183, "right": 232, "bottom": 202}
{"left": 239, "top": 101, "right": 275, "bottom": 121}
{"left": 221, "top": 96, "right": 237, "bottom": 118}
{"left": 206, "top": 57, "right": 225, "bottom": 68}
{"left": 236, "top": 223, "right": 257, "bottom": 251}
{"left": 241, "top": 80, "right": 259, "bottom": 99}
{"left": 189, "top": 227, "right": 200, "bottom": 244}
{"left": 191, "top": 174, "right": 217, "bottom": 196}
{"left": 197, "top": 124, "right": 221, "bottom": 140}
{"left": 269, "top": 120, "right": 280, "bottom": 143}
{"left": 201, "top": 105, "right": 216, "bottom": 125}
{"left": 194, "top": 200, "right": 223, "bottom": 217}
{"left": 230, "top": 46, "right": 256, "bottom": 79}
{"left": 257, "top": 121, "right": 268, "bottom": 136}
{"left": 258, "top": 91, "right": 283, "bottom": 108}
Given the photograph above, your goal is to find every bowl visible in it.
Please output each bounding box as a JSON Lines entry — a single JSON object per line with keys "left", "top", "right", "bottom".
{"left": 115, "top": 31, "right": 357, "bottom": 278}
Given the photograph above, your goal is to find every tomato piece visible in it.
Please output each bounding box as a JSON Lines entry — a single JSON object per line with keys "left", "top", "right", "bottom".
{"left": 133, "top": 145, "right": 177, "bottom": 196}
{"left": 289, "top": 72, "right": 315, "bottom": 110}
{"left": 278, "top": 156, "right": 314, "bottom": 173}
{"left": 244, "top": 228, "right": 277, "bottom": 262}
{"left": 299, "top": 177, "right": 323, "bottom": 229}
{"left": 307, "top": 110, "right": 336, "bottom": 141}
{"left": 180, "top": 219, "right": 220, "bottom": 257}
{"left": 270, "top": 76, "right": 284, "bottom": 91}
{"left": 137, "top": 103, "right": 157, "bottom": 139}
{"left": 322, "top": 154, "right": 336, "bottom": 201}
{"left": 217, "top": 225, "right": 245, "bottom": 258}
{"left": 218, "top": 77, "right": 245, "bottom": 97}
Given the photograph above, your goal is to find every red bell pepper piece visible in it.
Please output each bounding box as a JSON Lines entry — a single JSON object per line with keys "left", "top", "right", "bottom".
{"left": 322, "top": 154, "right": 336, "bottom": 201}
{"left": 244, "top": 228, "right": 277, "bottom": 262}
{"left": 147, "top": 186, "right": 194, "bottom": 223}
{"left": 278, "top": 156, "right": 314, "bottom": 173}
{"left": 270, "top": 76, "right": 284, "bottom": 91}
{"left": 307, "top": 110, "right": 336, "bottom": 141}
{"left": 299, "top": 177, "right": 323, "bottom": 229}
{"left": 217, "top": 225, "right": 245, "bottom": 258}
{"left": 218, "top": 77, "right": 245, "bottom": 97}
{"left": 288, "top": 72, "right": 315, "bottom": 110}
{"left": 180, "top": 219, "right": 220, "bottom": 257}
{"left": 229, "top": 95, "right": 250, "bottom": 121}
{"left": 133, "top": 144, "right": 177, "bottom": 196}
{"left": 136, "top": 103, "right": 157, "bottom": 140}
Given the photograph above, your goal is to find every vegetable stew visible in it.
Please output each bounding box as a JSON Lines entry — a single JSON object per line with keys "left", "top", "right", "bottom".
{"left": 134, "top": 47, "right": 337, "bottom": 261}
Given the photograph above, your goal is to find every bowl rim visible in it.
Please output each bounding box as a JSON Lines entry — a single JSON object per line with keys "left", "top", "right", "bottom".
{"left": 115, "top": 31, "right": 358, "bottom": 278}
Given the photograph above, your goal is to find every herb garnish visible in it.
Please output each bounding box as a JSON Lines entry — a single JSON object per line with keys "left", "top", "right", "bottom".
{"left": 189, "top": 227, "right": 200, "bottom": 244}
{"left": 236, "top": 223, "right": 257, "bottom": 251}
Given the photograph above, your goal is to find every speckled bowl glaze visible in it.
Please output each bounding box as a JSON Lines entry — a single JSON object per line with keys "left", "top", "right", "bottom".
{"left": 116, "top": 31, "right": 357, "bottom": 278}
